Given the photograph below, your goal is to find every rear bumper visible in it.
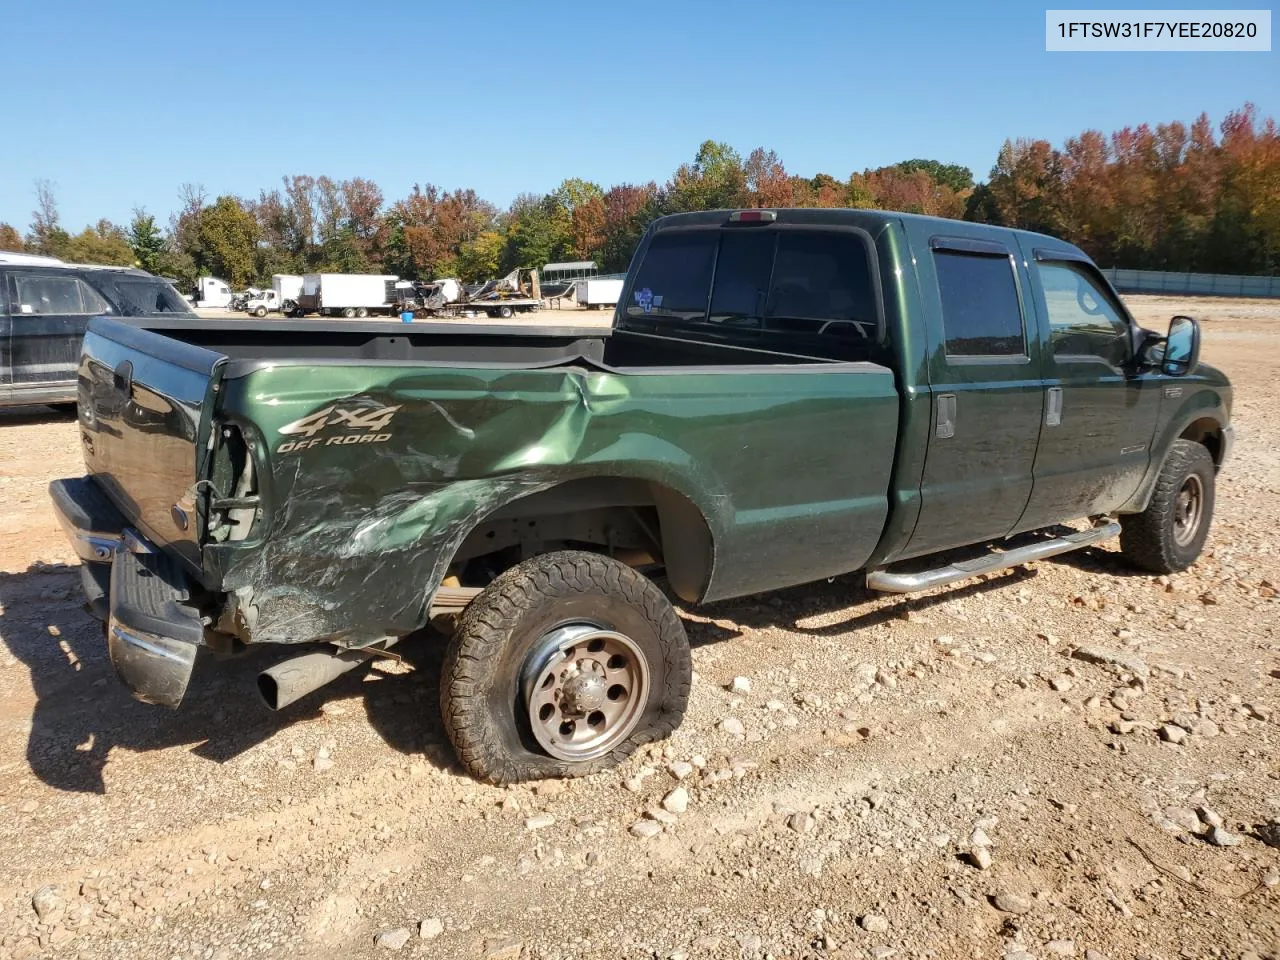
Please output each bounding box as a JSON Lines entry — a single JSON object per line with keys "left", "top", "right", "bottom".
{"left": 48, "top": 477, "right": 204, "bottom": 708}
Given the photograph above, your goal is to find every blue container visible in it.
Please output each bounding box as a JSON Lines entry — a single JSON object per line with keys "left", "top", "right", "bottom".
{"left": 400, "top": 311, "right": 414, "bottom": 323}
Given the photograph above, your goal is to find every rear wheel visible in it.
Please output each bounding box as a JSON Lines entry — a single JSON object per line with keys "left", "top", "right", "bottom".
{"left": 498, "top": 305, "right": 514, "bottom": 319}
{"left": 1120, "top": 439, "right": 1215, "bottom": 573}
{"left": 356, "top": 307, "right": 368, "bottom": 318}
{"left": 342, "top": 307, "right": 356, "bottom": 318}
{"left": 440, "top": 551, "right": 691, "bottom": 784}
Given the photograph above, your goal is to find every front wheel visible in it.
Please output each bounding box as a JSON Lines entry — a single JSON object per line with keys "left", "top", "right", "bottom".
{"left": 440, "top": 551, "right": 691, "bottom": 784}
{"left": 1120, "top": 439, "right": 1216, "bottom": 573}
{"left": 253, "top": 306, "right": 267, "bottom": 318}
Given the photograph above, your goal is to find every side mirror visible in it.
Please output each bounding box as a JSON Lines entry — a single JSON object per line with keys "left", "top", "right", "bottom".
{"left": 1162, "top": 315, "right": 1200, "bottom": 377}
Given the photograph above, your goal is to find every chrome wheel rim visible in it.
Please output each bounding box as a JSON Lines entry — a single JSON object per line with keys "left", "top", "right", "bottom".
{"left": 521, "top": 622, "right": 649, "bottom": 762}
{"left": 1173, "top": 473, "right": 1204, "bottom": 547}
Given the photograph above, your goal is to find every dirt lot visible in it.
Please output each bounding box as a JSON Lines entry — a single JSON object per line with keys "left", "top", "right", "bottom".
{"left": 0, "top": 296, "right": 1276, "bottom": 960}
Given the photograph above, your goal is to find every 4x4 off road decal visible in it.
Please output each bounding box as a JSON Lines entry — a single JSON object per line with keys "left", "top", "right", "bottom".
{"left": 276, "top": 404, "right": 401, "bottom": 453}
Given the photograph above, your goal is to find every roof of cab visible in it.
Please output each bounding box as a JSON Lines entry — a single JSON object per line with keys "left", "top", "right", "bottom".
{"left": 651, "top": 208, "right": 1089, "bottom": 261}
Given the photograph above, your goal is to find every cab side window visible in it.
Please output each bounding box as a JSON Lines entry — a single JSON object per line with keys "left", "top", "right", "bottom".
{"left": 1037, "top": 262, "right": 1130, "bottom": 367}
{"left": 933, "top": 250, "right": 1026, "bottom": 357}
{"left": 14, "top": 275, "right": 86, "bottom": 315}
{"left": 79, "top": 280, "right": 112, "bottom": 314}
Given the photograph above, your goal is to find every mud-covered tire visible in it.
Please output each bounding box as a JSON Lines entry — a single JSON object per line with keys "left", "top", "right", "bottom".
{"left": 440, "top": 551, "right": 691, "bottom": 784}
{"left": 1120, "top": 439, "right": 1215, "bottom": 574}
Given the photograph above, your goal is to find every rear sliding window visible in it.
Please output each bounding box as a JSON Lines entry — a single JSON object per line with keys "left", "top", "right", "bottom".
{"left": 623, "top": 227, "right": 879, "bottom": 357}
{"left": 932, "top": 250, "right": 1025, "bottom": 357}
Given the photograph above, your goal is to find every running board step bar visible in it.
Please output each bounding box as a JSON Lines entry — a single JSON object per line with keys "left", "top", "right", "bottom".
{"left": 865, "top": 521, "right": 1122, "bottom": 594}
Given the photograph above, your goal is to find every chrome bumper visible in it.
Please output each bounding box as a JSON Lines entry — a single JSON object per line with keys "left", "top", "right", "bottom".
{"left": 48, "top": 477, "right": 203, "bottom": 708}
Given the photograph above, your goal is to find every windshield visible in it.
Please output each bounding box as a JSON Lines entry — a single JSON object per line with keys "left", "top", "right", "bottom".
{"left": 90, "top": 275, "right": 197, "bottom": 317}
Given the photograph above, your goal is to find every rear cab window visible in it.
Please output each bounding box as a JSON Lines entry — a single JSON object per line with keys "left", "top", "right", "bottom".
{"left": 620, "top": 224, "right": 882, "bottom": 359}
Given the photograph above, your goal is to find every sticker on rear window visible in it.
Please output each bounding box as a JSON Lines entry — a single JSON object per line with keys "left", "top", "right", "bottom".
{"left": 634, "top": 288, "right": 653, "bottom": 313}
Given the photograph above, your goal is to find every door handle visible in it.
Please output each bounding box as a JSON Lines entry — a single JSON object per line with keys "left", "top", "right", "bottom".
{"left": 1045, "top": 386, "right": 1063, "bottom": 427}
{"left": 935, "top": 393, "right": 956, "bottom": 439}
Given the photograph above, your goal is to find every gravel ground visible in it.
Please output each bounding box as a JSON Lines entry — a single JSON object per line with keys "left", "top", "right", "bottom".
{"left": 0, "top": 296, "right": 1276, "bottom": 960}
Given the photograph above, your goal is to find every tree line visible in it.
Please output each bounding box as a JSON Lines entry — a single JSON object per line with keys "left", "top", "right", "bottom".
{"left": 3, "top": 103, "right": 1275, "bottom": 290}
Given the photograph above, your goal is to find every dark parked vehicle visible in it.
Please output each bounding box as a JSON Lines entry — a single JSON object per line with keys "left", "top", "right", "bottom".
{"left": 0, "top": 256, "right": 195, "bottom": 407}
{"left": 49, "top": 209, "right": 1232, "bottom": 783}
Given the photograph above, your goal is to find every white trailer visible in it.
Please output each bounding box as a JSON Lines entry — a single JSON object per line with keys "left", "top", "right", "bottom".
{"left": 297, "top": 273, "right": 398, "bottom": 318}
{"left": 195, "top": 276, "right": 233, "bottom": 309}
{"left": 577, "top": 277, "right": 624, "bottom": 309}
{"left": 272, "top": 274, "right": 304, "bottom": 302}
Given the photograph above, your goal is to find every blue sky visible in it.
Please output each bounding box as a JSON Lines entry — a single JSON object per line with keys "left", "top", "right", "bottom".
{"left": 1, "top": 0, "right": 1274, "bottom": 232}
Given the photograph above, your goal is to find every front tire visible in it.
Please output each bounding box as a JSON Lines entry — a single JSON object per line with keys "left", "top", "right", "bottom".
{"left": 1120, "top": 439, "right": 1215, "bottom": 573}
{"left": 440, "top": 551, "right": 691, "bottom": 784}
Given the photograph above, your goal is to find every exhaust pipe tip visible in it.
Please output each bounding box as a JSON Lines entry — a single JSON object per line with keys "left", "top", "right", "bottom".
{"left": 257, "top": 648, "right": 368, "bottom": 711}
{"left": 256, "top": 672, "right": 283, "bottom": 711}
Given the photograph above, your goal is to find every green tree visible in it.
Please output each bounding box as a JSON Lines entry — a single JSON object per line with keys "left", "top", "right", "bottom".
{"left": 128, "top": 209, "right": 167, "bottom": 273}
{"left": 197, "top": 196, "right": 260, "bottom": 287}
{"left": 892, "top": 159, "right": 975, "bottom": 193}
{"left": 665, "top": 140, "right": 747, "bottom": 212}
{"left": 0, "top": 222, "right": 22, "bottom": 251}
{"left": 62, "top": 220, "right": 134, "bottom": 265}
{"left": 457, "top": 230, "right": 504, "bottom": 282}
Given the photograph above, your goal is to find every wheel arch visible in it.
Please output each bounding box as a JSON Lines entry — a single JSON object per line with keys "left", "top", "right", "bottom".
{"left": 444, "top": 475, "right": 717, "bottom": 604}
{"left": 1120, "top": 390, "right": 1228, "bottom": 514}
{"left": 1178, "top": 416, "right": 1226, "bottom": 466}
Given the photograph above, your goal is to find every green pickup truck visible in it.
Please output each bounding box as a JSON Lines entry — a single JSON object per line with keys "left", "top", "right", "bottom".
{"left": 50, "top": 209, "right": 1232, "bottom": 783}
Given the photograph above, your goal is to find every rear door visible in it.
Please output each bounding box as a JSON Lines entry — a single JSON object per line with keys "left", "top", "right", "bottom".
{"left": 7, "top": 270, "right": 110, "bottom": 392}
{"left": 1013, "top": 246, "right": 1161, "bottom": 530}
{"left": 902, "top": 228, "right": 1045, "bottom": 557}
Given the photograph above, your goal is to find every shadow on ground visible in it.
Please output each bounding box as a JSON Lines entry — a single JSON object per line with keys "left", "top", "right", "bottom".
{"left": 0, "top": 563, "right": 453, "bottom": 795}
{"left": 0, "top": 404, "right": 78, "bottom": 426}
{"left": 1, "top": 526, "right": 1145, "bottom": 794}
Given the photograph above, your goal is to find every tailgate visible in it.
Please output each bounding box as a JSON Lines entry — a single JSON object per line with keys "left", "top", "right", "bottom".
{"left": 78, "top": 317, "right": 227, "bottom": 577}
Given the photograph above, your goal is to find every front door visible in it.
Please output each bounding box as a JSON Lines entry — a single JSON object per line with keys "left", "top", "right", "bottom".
{"left": 1014, "top": 248, "right": 1162, "bottom": 531}
{"left": 903, "top": 229, "right": 1046, "bottom": 558}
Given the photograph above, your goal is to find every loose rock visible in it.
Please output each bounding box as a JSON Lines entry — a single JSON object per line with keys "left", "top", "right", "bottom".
{"left": 418, "top": 917, "right": 444, "bottom": 940}
{"left": 1159, "top": 724, "right": 1187, "bottom": 745}
{"left": 1205, "top": 825, "right": 1242, "bottom": 847}
{"left": 1071, "top": 645, "right": 1149, "bottom": 681}
{"left": 720, "top": 717, "right": 746, "bottom": 736}
{"left": 524, "top": 813, "right": 555, "bottom": 831}
{"left": 729, "top": 676, "right": 752, "bottom": 695}
{"left": 374, "top": 927, "right": 412, "bottom": 951}
{"left": 968, "top": 847, "right": 993, "bottom": 870}
{"left": 860, "top": 913, "right": 890, "bottom": 934}
{"left": 662, "top": 787, "right": 689, "bottom": 814}
{"left": 992, "top": 891, "right": 1032, "bottom": 915}
{"left": 787, "top": 812, "right": 815, "bottom": 834}
{"left": 31, "top": 886, "right": 62, "bottom": 921}
{"left": 630, "top": 820, "right": 662, "bottom": 839}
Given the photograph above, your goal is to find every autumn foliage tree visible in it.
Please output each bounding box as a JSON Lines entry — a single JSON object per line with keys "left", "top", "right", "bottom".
{"left": 13, "top": 103, "right": 1276, "bottom": 288}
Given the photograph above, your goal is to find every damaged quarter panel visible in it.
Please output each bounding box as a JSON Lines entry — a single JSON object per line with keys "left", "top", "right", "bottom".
{"left": 204, "top": 359, "right": 899, "bottom": 647}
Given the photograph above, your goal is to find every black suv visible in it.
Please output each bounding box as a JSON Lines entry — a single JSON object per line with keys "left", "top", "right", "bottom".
{"left": 0, "top": 259, "right": 195, "bottom": 407}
